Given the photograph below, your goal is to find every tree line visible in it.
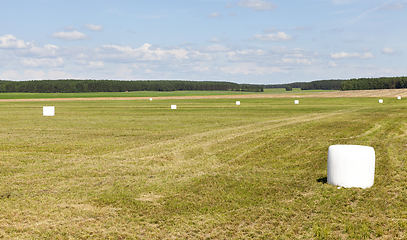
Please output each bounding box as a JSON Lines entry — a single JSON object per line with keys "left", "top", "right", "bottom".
{"left": 0, "top": 80, "right": 263, "bottom": 93}
{"left": 263, "top": 79, "right": 343, "bottom": 90}
{"left": 263, "top": 77, "right": 407, "bottom": 91}
{"left": 339, "top": 77, "right": 407, "bottom": 90}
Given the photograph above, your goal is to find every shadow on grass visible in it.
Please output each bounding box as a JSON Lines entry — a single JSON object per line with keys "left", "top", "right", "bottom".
{"left": 317, "top": 177, "right": 327, "bottom": 184}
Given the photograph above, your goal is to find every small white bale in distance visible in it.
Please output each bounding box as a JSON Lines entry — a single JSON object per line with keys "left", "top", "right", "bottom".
{"left": 43, "top": 106, "right": 55, "bottom": 116}
{"left": 397, "top": 96, "right": 401, "bottom": 100}
{"left": 171, "top": 105, "right": 177, "bottom": 109}
{"left": 327, "top": 145, "right": 375, "bottom": 189}
{"left": 378, "top": 99, "right": 383, "bottom": 103}
{"left": 236, "top": 101, "right": 240, "bottom": 105}
{"left": 150, "top": 98, "right": 153, "bottom": 101}
{"left": 294, "top": 100, "right": 299, "bottom": 104}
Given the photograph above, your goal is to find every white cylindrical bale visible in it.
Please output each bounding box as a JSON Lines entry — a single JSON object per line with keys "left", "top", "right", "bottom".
{"left": 294, "top": 100, "right": 299, "bottom": 104}
{"left": 327, "top": 145, "right": 375, "bottom": 189}
{"left": 378, "top": 99, "right": 383, "bottom": 103}
{"left": 150, "top": 98, "right": 153, "bottom": 101}
{"left": 236, "top": 101, "right": 240, "bottom": 105}
{"left": 397, "top": 96, "right": 401, "bottom": 100}
{"left": 43, "top": 106, "right": 55, "bottom": 116}
{"left": 171, "top": 105, "right": 177, "bottom": 109}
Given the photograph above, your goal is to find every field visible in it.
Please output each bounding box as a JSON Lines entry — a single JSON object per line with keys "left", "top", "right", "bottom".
{"left": 1, "top": 93, "right": 407, "bottom": 239}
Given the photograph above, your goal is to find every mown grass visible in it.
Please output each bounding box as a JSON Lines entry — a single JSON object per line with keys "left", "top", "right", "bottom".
{"left": 0, "top": 91, "right": 259, "bottom": 99}
{"left": 0, "top": 88, "right": 336, "bottom": 99}
{"left": 0, "top": 97, "right": 406, "bottom": 239}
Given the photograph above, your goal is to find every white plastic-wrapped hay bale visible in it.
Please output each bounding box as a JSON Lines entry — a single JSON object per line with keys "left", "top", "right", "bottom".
{"left": 294, "top": 100, "right": 299, "bottom": 104}
{"left": 378, "top": 99, "right": 383, "bottom": 103}
{"left": 43, "top": 106, "right": 55, "bottom": 116}
{"left": 150, "top": 98, "right": 153, "bottom": 101}
{"left": 236, "top": 101, "right": 240, "bottom": 105}
{"left": 171, "top": 105, "right": 177, "bottom": 109}
{"left": 327, "top": 145, "right": 375, "bottom": 189}
{"left": 397, "top": 96, "right": 401, "bottom": 100}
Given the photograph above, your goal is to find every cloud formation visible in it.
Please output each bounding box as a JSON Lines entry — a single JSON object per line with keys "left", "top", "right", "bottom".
{"left": 51, "top": 31, "right": 89, "bottom": 40}
{"left": 85, "top": 23, "right": 104, "bottom": 31}
{"left": 0, "top": 35, "right": 28, "bottom": 49}
{"left": 22, "top": 57, "right": 64, "bottom": 68}
{"left": 238, "top": 0, "right": 277, "bottom": 11}
{"left": 251, "top": 32, "right": 293, "bottom": 42}
{"left": 207, "top": 12, "right": 221, "bottom": 18}
{"left": 330, "top": 52, "right": 374, "bottom": 59}
{"left": 382, "top": 47, "right": 396, "bottom": 54}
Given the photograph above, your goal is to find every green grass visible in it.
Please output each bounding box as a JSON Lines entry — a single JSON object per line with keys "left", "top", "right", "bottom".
{"left": 263, "top": 88, "right": 339, "bottom": 94}
{"left": 0, "top": 89, "right": 337, "bottom": 99}
{"left": 0, "top": 97, "right": 406, "bottom": 239}
{"left": 0, "top": 91, "right": 261, "bottom": 99}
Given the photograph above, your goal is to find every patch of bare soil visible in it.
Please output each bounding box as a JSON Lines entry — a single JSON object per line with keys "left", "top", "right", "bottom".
{"left": 1, "top": 89, "right": 407, "bottom": 102}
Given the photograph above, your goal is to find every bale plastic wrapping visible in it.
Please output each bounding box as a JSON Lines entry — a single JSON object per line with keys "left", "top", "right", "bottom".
{"left": 43, "top": 106, "right": 55, "bottom": 116}
{"left": 236, "top": 101, "right": 240, "bottom": 105}
{"left": 171, "top": 105, "right": 177, "bottom": 109}
{"left": 397, "top": 96, "right": 401, "bottom": 100}
{"left": 327, "top": 145, "right": 375, "bottom": 189}
{"left": 294, "top": 100, "right": 299, "bottom": 104}
{"left": 378, "top": 99, "right": 383, "bottom": 103}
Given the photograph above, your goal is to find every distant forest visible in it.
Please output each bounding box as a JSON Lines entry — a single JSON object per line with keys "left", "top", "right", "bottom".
{"left": 1, "top": 77, "right": 407, "bottom": 93}
{"left": 339, "top": 77, "right": 407, "bottom": 90}
{"left": 264, "top": 76, "right": 407, "bottom": 91}
{"left": 263, "top": 79, "right": 344, "bottom": 90}
{"left": 0, "top": 80, "right": 263, "bottom": 93}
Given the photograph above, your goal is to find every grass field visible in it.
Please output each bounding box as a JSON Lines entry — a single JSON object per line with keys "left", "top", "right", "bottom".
{"left": 0, "top": 96, "right": 406, "bottom": 239}
{"left": 0, "top": 88, "right": 338, "bottom": 99}
{"left": 0, "top": 91, "right": 259, "bottom": 99}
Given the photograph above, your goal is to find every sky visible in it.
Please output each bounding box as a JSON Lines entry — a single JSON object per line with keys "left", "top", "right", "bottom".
{"left": 0, "top": 0, "right": 406, "bottom": 84}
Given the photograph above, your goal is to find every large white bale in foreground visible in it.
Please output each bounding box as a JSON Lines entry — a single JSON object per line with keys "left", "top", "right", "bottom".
{"left": 43, "top": 106, "right": 55, "bottom": 116}
{"left": 294, "top": 100, "right": 299, "bottom": 104}
{"left": 327, "top": 145, "right": 375, "bottom": 189}
{"left": 378, "top": 99, "right": 383, "bottom": 103}
{"left": 171, "top": 105, "right": 177, "bottom": 109}
{"left": 236, "top": 101, "right": 240, "bottom": 105}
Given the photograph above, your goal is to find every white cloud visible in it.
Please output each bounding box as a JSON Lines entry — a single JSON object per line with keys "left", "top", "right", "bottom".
{"left": 85, "top": 23, "right": 104, "bottom": 31}
{"left": 281, "top": 58, "right": 314, "bottom": 65}
{"left": 48, "top": 69, "right": 71, "bottom": 79}
{"left": 251, "top": 32, "right": 293, "bottom": 42}
{"left": 22, "top": 69, "right": 46, "bottom": 80}
{"left": 202, "top": 44, "right": 230, "bottom": 52}
{"left": 51, "top": 31, "right": 89, "bottom": 40}
{"left": 328, "top": 61, "right": 337, "bottom": 67}
{"left": 0, "top": 70, "right": 20, "bottom": 79}
{"left": 16, "top": 44, "right": 60, "bottom": 57}
{"left": 330, "top": 52, "right": 374, "bottom": 59}
{"left": 88, "top": 61, "right": 105, "bottom": 69}
{"left": 238, "top": 0, "right": 277, "bottom": 11}
{"left": 0, "top": 35, "right": 28, "bottom": 49}
{"left": 382, "top": 47, "right": 396, "bottom": 54}
{"left": 22, "top": 57, "right": 64, "bottom": 68}
{"left": 207, "top": 12, "right": 221, "bottom": 18}
{"left": 98, "top": 43, "right": 189, "bottom": 62}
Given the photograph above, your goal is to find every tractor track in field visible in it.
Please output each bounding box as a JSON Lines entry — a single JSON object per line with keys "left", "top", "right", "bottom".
{"left": 1, "top": 88, "right": 407, "bottom": 102}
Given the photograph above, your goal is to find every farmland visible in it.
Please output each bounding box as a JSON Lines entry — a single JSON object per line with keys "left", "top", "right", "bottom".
{"left": 0, "top": 93, "right": 407, "bottom": 239}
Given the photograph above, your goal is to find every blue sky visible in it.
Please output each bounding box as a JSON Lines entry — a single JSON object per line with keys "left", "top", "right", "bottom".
{"left": 0, "top": 0, "right": 405, "bottom": 84}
